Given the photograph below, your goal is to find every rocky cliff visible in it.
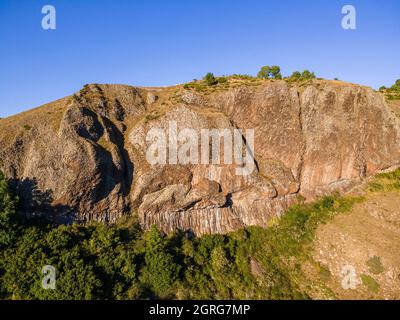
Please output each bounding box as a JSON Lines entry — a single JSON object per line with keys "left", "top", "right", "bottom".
{"left": 1, "top": 79, "right": 399, "bottom": 235}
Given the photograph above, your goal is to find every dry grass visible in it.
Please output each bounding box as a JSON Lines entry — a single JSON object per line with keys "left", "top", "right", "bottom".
{"left": 0, "top": 96, "right": 70, "bottom": 146}
{"left": 309, "top": 188, "right": 400, "bottom": 299}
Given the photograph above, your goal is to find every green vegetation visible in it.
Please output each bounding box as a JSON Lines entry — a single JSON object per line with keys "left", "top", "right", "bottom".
{"left": 23, "top": 124, "right": 32, "bottom": 131}
{"left": 257, "top": 65, "right": 282, "bottom": 79}
{"left": 230, "top": 74, "right": 255, "bottom": 80}
{"left": 144, "top": 113, "right": 160, "bottom": 124}
{"left": 182, "top": 67, "right": 321, "bottom": 92}
{"left": 216, "top": 76, "right": 228, "bottom": 84}
{"left": 139, "top": 225, "right": 180, "bottom": 296}
{"left": 366, "top": 256, "right": 384, "bottom": 275}
{"left": 288, "top": 70, "right": 316, "bottom": 82}
{"left": 0, "top": 168, "right": 363, "bottom": 300}
{"left": 256, "top": 66, "right": 316, "bottom": 82}
{"left": 289, "top": 71, "right": 302, "bottom": 81}
{"left": 361, "top": 274, "right": 380, "bottom": 294}
{"left": 183, "top": 73, "right": 231, "bottom": 92}
{"left": 203, "top": 72, "right": 218, "bottom": 86}
{"left": 183, "top": 81, "right": 207, "bottom": 91}
{"left": 0, "top": 171, "right": 20, "bottom": 249}
{"left": 368, "top": 168, "right": 400, "bottom": 192}
{"left": 379, "top": 79, "right": 400, "bottom": 100}
{"left": 317, "top": 263, "right": 332, "bottom": 280}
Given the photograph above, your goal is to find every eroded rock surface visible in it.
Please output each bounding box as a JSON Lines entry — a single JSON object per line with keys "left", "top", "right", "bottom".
{"left": 1, "top": 80, "right": 399, "bottom": 235}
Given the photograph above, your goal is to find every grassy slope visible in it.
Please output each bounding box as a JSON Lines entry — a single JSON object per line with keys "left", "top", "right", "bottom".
{"left": 306, "top": 170, "right": 400, "bottom": 299}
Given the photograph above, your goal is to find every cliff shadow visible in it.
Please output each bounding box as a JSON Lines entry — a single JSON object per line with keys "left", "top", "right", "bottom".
{"left": 101, "top": 116, "right": 134, "bottom": 198}
{"left": 8, "top": 177, "right": 76, "bottom": 224}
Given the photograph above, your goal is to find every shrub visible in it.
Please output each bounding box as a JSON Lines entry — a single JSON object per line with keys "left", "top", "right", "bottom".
{"left": 257, "top": 65, "right": 282, "bottom": 79}
{"left": 185, "top": 74, "right": 228, "bottom": 90}
{"left": 0, "top": 170, "right": 20, "bottom": 248}
{"left": 381, "top": 79, "right": 400, "bottom": 100}
{"left": 144, "top": 113, "right": 160, "bottom": 123}
{"left": 301, "top": 70, "right": 316, "bottom": 80}
{"left": 217, "top": 76, "right": 228, "bottom": 84}
{"left": 317, "top": 263, "right": 332, "bottom": 280}
{"left": 366, "top": 256, "right": 384, "bottom": 275}
{"left": 288, "top": 70, "right": 316, "bottom": 82}
{"left": 140, "top": 225, "right": 180, "bottom": 296}
{"left": 203, "top": 72, "right": 218, "bottom": 86}
{"left": 257, "top": 66, "right": 271, "bottom": 79}
{"left": 289, "top": 71, "right": 302, "bottom": 81}
{"left": 361, "top": 274, "right": 380, "bottom": 293}
{"left": 270, "top": 66, "right": 282, "bottom": 79}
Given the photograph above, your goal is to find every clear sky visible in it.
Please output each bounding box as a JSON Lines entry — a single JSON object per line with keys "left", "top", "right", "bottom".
{"left": 0, "top": 0, "right": 399, "bottom": 118}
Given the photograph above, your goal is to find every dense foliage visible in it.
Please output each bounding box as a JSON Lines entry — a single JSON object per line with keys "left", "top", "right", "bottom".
{"left": 257, "top": 65, "right": 282, "bottom": 79}
{"left": 379, "top": 79, "right": 400, "bottom": 100}
{"left": 203, "top": 72, "right": 218, "bottom": 86}
{"left": 288, "top": 70, "right": 316, "bottom": 82}
{"left": 0, "top": 171, "right": 362, "bottom": 300}
{"left": 0, "top": 171, "right": 20, "bottom": 249}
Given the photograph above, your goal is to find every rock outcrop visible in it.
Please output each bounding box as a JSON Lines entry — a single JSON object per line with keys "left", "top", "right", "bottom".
{"left": 1, "top": 80, "right": 399, "bottom": 235}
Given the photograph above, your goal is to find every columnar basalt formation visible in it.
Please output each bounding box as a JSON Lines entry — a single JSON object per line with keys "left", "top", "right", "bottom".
{"left": 1, "top": 80, "right": 399, "bottom": 235}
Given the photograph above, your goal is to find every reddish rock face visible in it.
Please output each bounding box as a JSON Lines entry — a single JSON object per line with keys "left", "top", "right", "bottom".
{"left": 1, "top": 81, "right": 399, "bottom": 235}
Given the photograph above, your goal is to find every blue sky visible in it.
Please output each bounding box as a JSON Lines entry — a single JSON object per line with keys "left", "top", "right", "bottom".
{"left": 0, "top": 0, "right": 399, "bottom": 118}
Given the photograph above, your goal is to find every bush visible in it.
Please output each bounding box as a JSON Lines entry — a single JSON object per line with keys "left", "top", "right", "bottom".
{"left": 203, "top": 73, "right": 218, "bottom": 86}
{"left": 183, "top": 81, "right": 206, "bottom": 92}
{"left": 270, "top": 66, "right": 282, "bottom": 79}
{"left": 380, "top": 79, "right": 400, "bottom": 100}
{"left": 0, "top": 171, "right": 20, "bottom": 248}
{"left": 366, "top": 256, "right": 384, "bottom": 275}
{"left": 288, "top": 70, "right": 316, "bottom": 82}
{"left": 257, "top": 66, "right": 271, "bottom": 79}
{"left": 361, "top": 274, "right": 380, "bottom": 293}
{"left": 257, "top": 65, "right": 282, "bottom": 79}
{"left": 140, "top": 226, "right": 180, "bottom": 296}
{"left": 217, "top": 76, "right": 228, "bottom": 84}
{"left": 184, "top": 74, "right": 229, "bottom": 90}
{"left": 301, "top": 70, "right": 316, "bottom": 80}
{"left": 289, "top": 71, "right": 302, "bottom": 81}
